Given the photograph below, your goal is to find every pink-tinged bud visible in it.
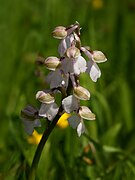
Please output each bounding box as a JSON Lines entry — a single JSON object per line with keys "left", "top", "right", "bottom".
{"left": 44, "top": 56, "right": 60, "bottom": 71}
{"left": 92, "top": 51, "right": 107, "bottom": 63}
{"left": 36, "top": 91, "right": 55, "bottom": 104}
{"left": 52, "top": 26, "right": 67, "bottom": 39}
{"left": 79, "top": 106, "right": 96, "bottom": 120}
{"left": 66, "top": 46, "right": 81, "bottom": 59}
{"left": 73, "top": 86, "right": 90, "bottom": 100}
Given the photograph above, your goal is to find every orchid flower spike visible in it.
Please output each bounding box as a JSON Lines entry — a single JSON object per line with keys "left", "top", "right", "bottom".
{"left": 21, "top": 22, "right": 107, "bottom": 137}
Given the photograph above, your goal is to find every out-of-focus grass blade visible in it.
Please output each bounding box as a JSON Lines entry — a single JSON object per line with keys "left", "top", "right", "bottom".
{"left": 101, "top": 123, "right": 122, "bottom": 146}
{"left": 119, "top": 79, "right": 133, "bottom": 132}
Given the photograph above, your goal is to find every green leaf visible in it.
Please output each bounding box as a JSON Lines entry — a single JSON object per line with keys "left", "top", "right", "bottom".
{"left": 101, "top": 123, "right": 122, "bottom": 146}
{"left": 102, "top": 145, "right": 123, "bottom": 153}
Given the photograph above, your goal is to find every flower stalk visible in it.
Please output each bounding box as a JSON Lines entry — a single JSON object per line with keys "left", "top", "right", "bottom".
{"left": 21, "top": 22, "right": 107, "bottom": 179}
{"left": 28, "top": 106, "right": 63, "bottom": 180}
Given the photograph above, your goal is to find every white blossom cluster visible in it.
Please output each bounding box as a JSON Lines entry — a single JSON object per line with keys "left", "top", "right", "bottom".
{"left": 21, "top": 22, "right": 107, "bottom": 136}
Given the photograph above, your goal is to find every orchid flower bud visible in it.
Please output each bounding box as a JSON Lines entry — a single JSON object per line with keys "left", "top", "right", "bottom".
{"left": 52, "top": 26, "right": 67, "bottom": 39}
{"left": 92, "top": 51, "right": 107, "bottom": 63}
{"left": 79, "top": 106, "right": 96, "bottom": 120}
{"left": 36, "top": 91, "right": 55, "bottom": 104}
{"left": 66, "top": 46, "right": 81, "bottom": 59}
{"left": 44, "top": 56, "right": 60, "bottom": 71}
{"left": 73, "top": 86, "right": 90, "bottom": 100}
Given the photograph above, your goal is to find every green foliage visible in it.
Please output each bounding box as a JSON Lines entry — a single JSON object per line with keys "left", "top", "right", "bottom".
{"left": 0, "top": 0, "right": 135, "bottom": 179}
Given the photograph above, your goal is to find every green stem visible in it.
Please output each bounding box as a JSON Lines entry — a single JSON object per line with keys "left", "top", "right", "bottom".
{"left": 28, "top": 106, "right": 63, "bottom": 180}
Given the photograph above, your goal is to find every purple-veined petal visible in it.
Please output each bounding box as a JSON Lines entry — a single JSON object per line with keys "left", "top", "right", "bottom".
{"left": 68, "top": 114, "right": 81, "bottom": 129}
{"left": 62, "top": 95, "right": 80, "bottom": 113}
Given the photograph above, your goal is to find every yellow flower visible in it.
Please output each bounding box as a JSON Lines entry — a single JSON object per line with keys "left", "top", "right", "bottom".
{"left": 92, "top": 0, "right": 103, "bottom": 9}
{"left": 27, "top": 113, "right": 70, "bottom": 145}
{"left": 57, "top": 113, "right": 71, "bottom": 128}
{"left": 27, "top": 130, "right": 42, "bottom": 145}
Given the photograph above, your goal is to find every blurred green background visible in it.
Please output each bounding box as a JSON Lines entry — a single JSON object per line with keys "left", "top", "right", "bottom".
{"left": 0, "top": 0, "right": 135, "bottom": 179}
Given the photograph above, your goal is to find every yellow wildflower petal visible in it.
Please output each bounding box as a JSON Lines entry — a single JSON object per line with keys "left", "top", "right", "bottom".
{"left": 27, "top": 130, "right": 42, "bottom": 145}
{"left": 92, "top": 0, "right": 103, "bottom": 9}
{"left": 57, "top": 113, "right": 71, "bottom": 128}
{"left": 27, "top": 113, "right": 71, "bottom": 145}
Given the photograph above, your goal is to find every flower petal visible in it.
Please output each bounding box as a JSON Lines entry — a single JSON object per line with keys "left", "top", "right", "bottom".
{"left": 62, "top": 95, "right": 80, "bottom": 113}
{"left": 36, "top": 91, "right": 55, "bottom": 104}
{"left": 27, "top": 130, "right": 42, "bottom": 145}
{"left": 68, "top": 114, "right": 81, "bottom": 129}
{"left": 77, "top": 121, "right": 85, "bottom": 137}
{"left": 46, "top": 69, "right": 68, "bottom": 89}
{"left": 22, "top": 119, "right": 41, "bottom": 135}
{"left": 81, "top": 47, "right": 92, "bottom": 60}
{"left": 52, "top": 26, "right": 67, "bottom": 39}
{"left": 73, "top": 86, "right": 90, "bottom": 100}
{"left": 58, "top": 39, "right": 67, "bottom": 57}
{"left": 73, "top": 56, "right": 87, "bottom": 75}
{"left": 58, "top": 34, "right": 74, "bottom": 56}
{"left": 23, "top": 121, "right": 35, "bottom": 135}
{"left": 44, "top": 56, "right": 60, "bottom": 71}
{"left": 57, "top": 113, "right": 71, "bottom": 128}
{"left": 61, "top": 58, "right": 74, "bottom": 74}
{"left": 34, "top": 119, "right": 42, "bottom": 127}
{"left": 39, "top": 103, "right": 59, "bottom": 121}
{"left": 21, "top": 105, "right": 38, "bottom": 120}
{"left": 61, "top": 56, "right": 87, "bottom": 76}
{"left": 87, "top": 60, "right": 101, "bottom": 82}
{"left": 79, "top": 106, "right": 96, "bottom": 120}
{"left": 66, "top": 46, "right": 81, "bottom": 59}
{"left": 66, "top": 24, "right": 79, "bottom": 35}
{"left": 92, "top": 51, "right": 107, "bottom": 63}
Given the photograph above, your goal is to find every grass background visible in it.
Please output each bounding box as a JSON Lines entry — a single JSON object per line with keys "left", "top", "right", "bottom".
{"left": 0, "top": 0, "right": 135, "bottom": 179}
